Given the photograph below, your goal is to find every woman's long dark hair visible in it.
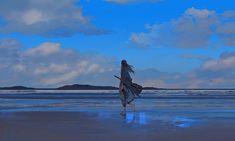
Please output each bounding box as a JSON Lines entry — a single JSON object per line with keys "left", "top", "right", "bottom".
{"left": 121, "top": 60, "right": 135, "bottom": 74}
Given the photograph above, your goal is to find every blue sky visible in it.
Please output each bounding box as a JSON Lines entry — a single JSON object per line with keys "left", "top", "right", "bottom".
{"left": 0, "top": 0, "right": 235, "bottom": 88}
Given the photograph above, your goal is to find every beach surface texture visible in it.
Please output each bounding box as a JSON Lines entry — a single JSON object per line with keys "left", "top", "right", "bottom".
{"left": 1, "top": 90, "right": 235, "bottom": 141}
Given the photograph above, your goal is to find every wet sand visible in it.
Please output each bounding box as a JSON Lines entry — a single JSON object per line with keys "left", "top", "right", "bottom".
{"left": 1, "top": 111, "right": 235, "bottom": 141}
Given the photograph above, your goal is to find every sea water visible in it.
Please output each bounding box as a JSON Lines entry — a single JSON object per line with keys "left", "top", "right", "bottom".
{"left": 1, "top": 90, "right": 235, "bottom": 127}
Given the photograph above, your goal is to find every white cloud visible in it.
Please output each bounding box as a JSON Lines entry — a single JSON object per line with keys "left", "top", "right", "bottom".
{"left": 13, "top": 64, "right": 26, "bottom": 72}
{"left": 42, "top": 61, "right": 90, "bottom": 85}
{"left": 217, "top": 22, "right": 235, "bottom": 46}
{"left": 181, "top": 52, "right": 235, "bottom": 88}
{"left": 141, "top": 80, "right": 169, "bottom": 88}
{"left": 0, "top": 39, "right": 235, "bottom": 88}
{"left": 33, "top": 63, "right": 69, "bottom": 75}
{"left": 0, "top": 0, "right": 106, "bottom": 37}
{"left": 0, "top": 39, "right": 119, "bottom": 87}
{"left": 202, "top": 52, "right": 235, "bottom": 71}
{"left": 22, "top": 9, "right": 48, "bottom": 25}
{"left": 86, "top": 64, "right": 101, "bottom": 74}
{"left": 130, "top": 7, "right": 235, "bottom": 48}
{"left": 222, "top": 11, "right": 235, "bottom": 18}
{"left": 185, "top": 7, "right": 215, "bottom": 18}
{"left": 26, "top": 42, "right": 60, "bottom": 56}
{"left": 0, "top": 39, "right": 21, "bottom": 69}
{"left": 130, "top": 32, "right": 152, "bottom": 47}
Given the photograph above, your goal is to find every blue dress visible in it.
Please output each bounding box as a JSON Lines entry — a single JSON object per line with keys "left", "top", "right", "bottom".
{"left": 119, "top": 68, "right": 135, "bottom": 107}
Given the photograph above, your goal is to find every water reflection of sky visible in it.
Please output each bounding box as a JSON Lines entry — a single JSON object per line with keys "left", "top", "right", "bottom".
{"left": 173, "top": 117, "right": 201, "bottom": 128}
{"left": 96, "top": 111, "right": 203, "bottom": 128}
{"left": 1, "top": 91, "right": 235, "bottom": 127}
{"left": 125, "top": 112, "right": 147, "bottom": 125}
{"left": 125, "top": 113, "right": 205, "bottom": 128}
{"left": 97, "top": 111, "right": 148, "bottom": 125}
{"left": 124, "top": 112, "right": 203, "bottom": 128}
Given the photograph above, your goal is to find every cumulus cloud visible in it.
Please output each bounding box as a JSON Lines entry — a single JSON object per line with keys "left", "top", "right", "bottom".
{"left": 183, "top": 52, "right": 235, "bottom": 88}
{"left": 134, "top": 52, "right": 235, "bottom": 88}
{"left": 0, "top": 39, "right": 182, "bottom": 88}
{"left": 25, "top": 42, "right": 61, "bottom": 56}
{"left": 217, "top": 22, "right": 235, "bottom": 46}
{"left": 222, "top": 11, "right": 235, "bottom": 19}
{"left": 141, "top": 80, "right": 168, "bottom": 88}
{"left": 0, "top": 39, "right": 235, "bottom": 88}
{"left": 0, "top": 39, "right": 21, "bottom": 69}
{"left": 0, "top": 0, "right": 106, "bottom": 37}
{"left": 105, "top": 0, "right": 161, "bottom": 4}
{"left": 130, "top": 7, "right": 235, "bottom": 48}
{"left": 202, "top": 52, "right": 235, "bottom": 71}
{"left": 0, "top": 39, "right": 118, "bottom": 87}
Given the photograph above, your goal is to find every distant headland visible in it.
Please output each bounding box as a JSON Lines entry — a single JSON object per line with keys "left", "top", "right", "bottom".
{"left": 0, "top": 84, "right": 161, "bottom": 90}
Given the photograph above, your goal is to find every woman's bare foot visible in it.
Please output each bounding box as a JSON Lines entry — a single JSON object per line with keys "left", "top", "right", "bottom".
{"left": 120, "top": 111, "right": 126, "bottom": 116}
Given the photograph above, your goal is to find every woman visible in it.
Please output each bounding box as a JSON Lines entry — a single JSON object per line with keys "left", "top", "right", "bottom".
{"left": 119, "top": 60, "right": 136, "bottom": 115}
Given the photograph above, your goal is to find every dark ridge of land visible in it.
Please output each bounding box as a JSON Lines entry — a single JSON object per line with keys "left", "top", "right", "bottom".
{"left": 0, "top": 86, "right": 35, "bottom": 90}
{"left": 0, "top": 85, "right": 162, "bottom": 90}
{"left": 57, "top": 84, "right": 118, "bottom": 90}
{"left": 0, "top": 85, "right": 235, "bottom": 90}
{"left": 0, "top": 85, "right": 163, "bottom": 90}
{"left": 57, "top": 84, "right": 166, "bottom": 90}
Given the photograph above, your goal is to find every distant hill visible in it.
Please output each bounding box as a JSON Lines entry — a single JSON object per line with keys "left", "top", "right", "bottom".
{"left": 57, "top": 84, "right": 119, "bottom": 90}
{"left": 57, "top": 84, "right": 162, "bottom": 90}
{"left": 0, "top": 86, "right": 35, "bottom": 90}
{"left": 0, "top": 84, "right": 161, "bottom": 90}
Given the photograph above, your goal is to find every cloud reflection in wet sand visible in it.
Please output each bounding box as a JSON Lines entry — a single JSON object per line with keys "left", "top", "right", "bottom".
{"left": 173, "top": 117, "right": 202, "bottom": 128}
{"left": 125, "top": 112, "right": 147, "bottom": 125}
{"left": 97, "top": 111, "right": 204, "bottom": 129}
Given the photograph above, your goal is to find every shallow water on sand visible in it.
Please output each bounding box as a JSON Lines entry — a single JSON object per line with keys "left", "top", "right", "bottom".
{"left": 1, "top": 90, "right": 235, "bottom": 128}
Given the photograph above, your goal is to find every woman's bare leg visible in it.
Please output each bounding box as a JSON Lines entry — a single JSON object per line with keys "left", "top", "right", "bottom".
{"left": 120, "top": 106, "right": 126, "bottom": 116}
{"left": 130, "top": 101, "right": 136, "bottom": 112}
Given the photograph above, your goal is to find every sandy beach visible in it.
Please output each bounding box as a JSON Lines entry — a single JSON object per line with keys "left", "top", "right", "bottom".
{"left": 1, "top": 111, "right": 235, "bottom": 141}
{"left": 1, "top": 90, "right": 235, "bottom": 141}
